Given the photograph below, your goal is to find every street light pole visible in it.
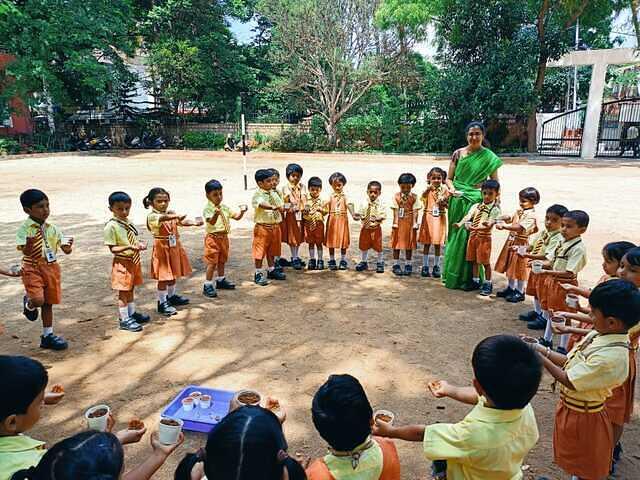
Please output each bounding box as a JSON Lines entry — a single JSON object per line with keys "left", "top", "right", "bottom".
{"left": 241, "top": 113, "right": 247, "bottom": 191}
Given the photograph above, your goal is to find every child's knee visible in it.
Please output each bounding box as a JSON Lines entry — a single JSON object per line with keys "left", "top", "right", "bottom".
{"left": 30, "top": 296, "right": 45, "bottom": 308}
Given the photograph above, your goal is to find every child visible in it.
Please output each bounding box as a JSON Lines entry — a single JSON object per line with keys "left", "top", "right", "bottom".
{"left": 303, "top": 176, "right": 327, "bottom": 270}
{"left": 373, "top": 335, "right": 541, "bottom": 479}
{"left": 518, "top": 204, "right": 567, "bottom": 329}
{"left": 355, "top": 181, "right": 386, "bottom": 273}
{"left": 144, "top": 187, "right": 199, "bottom": 315}
{"left": 418, "top": 167, "right": 449, "bottom": 278}
{"left": 252, "top": 169, "right": 286, "bottom": 286}
{"left": 202, "top": 179, "right": 247, "bottom": 298}
{"left": 527, "top": 279, "right": 640, "bottom": 480}
{"left": 494, "top": 187, "right": 540, "bottom": 303}
{"left": 324, "top": 172, "right": 355, "bottom": 270}
{"left": 16, "top": 189, "right": 73, "bottom": 350}
{"left": 535, "top": 210, "right": 589, "bottom": 354}
{"left": 453, "top": 179, "right": 501, "bottom": 295}
{"left": 270, "top": 168, "right": 287, "bottom": 271}
{"left": 306, "top": 374, "right": 400, "bottom": 479}
{"left": 390, "top": 173, "right": 422, "bottom": 276}
{"left": 104, "top": 191, "right": 150, "bottom": 332}
{"left": 281, "top": 163, "right": 306, "bottom": 270}
{"left": 0, "top": 265, "right": 21, "bottom": 277}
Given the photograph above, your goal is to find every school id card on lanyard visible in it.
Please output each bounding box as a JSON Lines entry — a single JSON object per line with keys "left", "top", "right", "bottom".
{"left": 41, "top": 225, "right": 56, "bottom": 263}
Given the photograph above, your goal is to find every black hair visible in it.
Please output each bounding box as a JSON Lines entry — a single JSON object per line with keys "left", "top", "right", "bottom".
{"left": 367, "top": 181, "right": 382, "bottom": 191}
{"left": 108, "top": 191, "right": 132, "bottom": 206}
{"left": 625, "top": 247, "right": 640, "bottom": 267}
{"left": 255, "top": 169, "right": 272, "bottom": 183}
{"left": 518, "top": 187, "right": 540, "bottom": 205}
{"left": 481, "top": 179, "right": 500, "bottom": 192}
{"left": 589, "top": 279, "right": 640, "bottom": 329}
{"left": 466, "top": 121, "right": 486, "bottom": 135}
{"left": 205, "top": 179, "right": 223, "bottom": 193}
{"left": 11, "top": 431, "right": 124, "bottom": 480}
{"left": 308, "top": 176, "right": 322, "bottom": 189}
{"left": 329, "top": 172, "right": 347, "bottom": 186}
{"left": 397, "top": 173, "right": 416, "bottom": 186}
{"left": 285, "top": 163, "right": 303, "bottom": 178}
{"left": 0, "top": 356, "right": 48, "bottom": 422}
{"left": 143, "top": 187, "right": 170, "bottom": 209}
{"left": 427, "top": 167, "right": 447, "bottom": 182}
{"left": 312, "top": 374, "right": 373, "bottom": 451}
{"left": 564, "top": 209, "right": 589, "bottom": 228}
{"left": 602, "top": 241, "right": 636, "bottom": 264}
{"left": 546, "top": 204, "right": 569, "bottom": 218}
{"left": 269, "top": 168, "right": 280, "bottom": 178}
{"left": 472, "top": 335, "right": 542, "bottom": 410}
{"left": 19, "top": 189, "right": 48, "bottom": 209}
{"left": 175, "top": 406, "right": 306, "bottom": 480}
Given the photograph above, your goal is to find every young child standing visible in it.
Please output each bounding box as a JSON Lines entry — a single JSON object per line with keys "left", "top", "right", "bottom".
{"left": 281, "top": 163, "right": 306, "bottom": 270}
{"left": 390, "top": 173, "right": 422, "bottom": 276}
{"left": 418, "top": 167, "right": 449, "bottom": 278}
{"left": 494, "top": 187, "right": 540, "bottom": 303}
{"left": 324, "top": 172, "right": 355, "bottom": 270}
{"left": 17, "top": 189, "right": 73, "bottom": 350}
{"left": 103, "top": 191, "right": 150, "bottom": 333}
{"left": 303, "top": 176, "right": 327, "bottom": 270}
{"left": 453, "top": 179, "right": 501, "bottom": 295}
{"left": 202, "top": 179, "right": 247, "bottom": 298}
{"left": 252, "top": 169, "right": 286, "bottom": 286}
{"left": 355, "top": 181, "right": 386, "bottom": 273}
{"left": 270, "top": 168, "right": 287, "bottom": 271}
{"left": 144, "top": 187, "right": 199, "bottom": 315}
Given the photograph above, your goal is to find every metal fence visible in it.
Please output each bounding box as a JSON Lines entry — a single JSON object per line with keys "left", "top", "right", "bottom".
{"left": 538, "top": 107, "right": 586, "bottom": 157}
{"left": 596, "top": 97, "right": 640, "bottom": 158}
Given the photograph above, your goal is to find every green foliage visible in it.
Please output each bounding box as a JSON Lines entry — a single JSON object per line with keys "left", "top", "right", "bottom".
{"left": 0, "top": 138, "right": 20, "bottom": 155}
{"left": 182, "top": 131, "right": 226, "bottom": 149}
{"left": 270, "top": 129, "right": 317, "bottom": 152}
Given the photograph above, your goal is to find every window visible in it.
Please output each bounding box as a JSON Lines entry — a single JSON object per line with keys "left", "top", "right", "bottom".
{"left": 0, "top": 98, "right": 12, "bottom": 127}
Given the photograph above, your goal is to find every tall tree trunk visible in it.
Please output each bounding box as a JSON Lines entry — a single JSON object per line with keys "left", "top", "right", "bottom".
{"left": 632, "top": 0, "right": 640, "bottom": 48}
{"left": 326, "top": 115, "right": 338, "bottom": 148}
{"left": 527, "top": 57, "right": 548, "bottom": 152}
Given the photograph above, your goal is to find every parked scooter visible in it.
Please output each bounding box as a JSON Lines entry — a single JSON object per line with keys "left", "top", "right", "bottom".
{"left": 142, "top": 131, "right": 166, "bottom": 149}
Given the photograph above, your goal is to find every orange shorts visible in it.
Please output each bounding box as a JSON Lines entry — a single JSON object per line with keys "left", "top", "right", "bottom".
{"left": 111, "top": 257, "right": 143, "bottom": 292}
{"left": 359, "top": 226, "right": 383, "bottom": 252}
{"left": 541, "top": 276, "right": 577, "bottom": 312}
{"left": 22, "top": 260, "right": 61, "bottom": 305}
{"left": 252, "top": 224, "right": 282, "bottom": 260}
{"left": 203, "top": 233, "right": 230, "bottom": 266}
{"left": 304, "top": 221, "right": 324, "bottom": 246}
{"left": 465, "top": 234, "right": 492, "bottom": 265}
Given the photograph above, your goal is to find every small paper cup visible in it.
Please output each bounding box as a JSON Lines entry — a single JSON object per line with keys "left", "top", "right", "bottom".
{"left": 195, "top": 216, "right": 203, "bottom": 223}
{"left": 9, "top": 264, "right": 21, "bottom": 275}
{"left": 239, "top": 204, "right": 248, "bottom": 211}
{"left": 284, "top": 203, "right": 292, "bottom": 210}
{"left": 522, "top": 337, "right": 539, "bottom": 345}
{"left": 566, "top": 294, "right": 579, "bottom": 308}
{"left": 85, "top": 405, "right": 110, "bottom": 432}
{"left": 496, "top": 220, "right": 506, "bottom": 227}
{"left": 517, "top": 246, "right": 527, "bottom": 256}
{"left": 373, "top": 409, "right": 395, "bottom": 425}
{"left": 464, "top": 221, "right": 472, "bottom": 229}
{"left": 158, "top": 417, "right": 183, "bottom": 445}
{"left": 452, "top": 191, "right": 463, "bottom": 198}
{"left": 189, "top": 391, "right": 202, "bottom": 407}
{"left": 551, "top": 315, "right": 565, "bottom": 325}
{"left": 138, "top": 240, "right": 148, "bottom": 251}
{"left": 182, "top": 398, "right": 194, "bottom": 412}
{"left": 230, "top": 389, "right": 262, "bottom": 412}
{"left": 199, "top": 394, "right": 212, "bottom": 409}
{"left": 531, "top": 261, "right": 543, "bottom": 273}
{"left": 62, "top": 235, "right": 74, "bottom": 246}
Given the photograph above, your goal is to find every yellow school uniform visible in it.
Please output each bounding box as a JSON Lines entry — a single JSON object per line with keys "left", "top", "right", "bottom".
{"left": 551, "top": 236, "right": 587, "bottom": 274}
{"left": 0, "top": 434, "right": 46, "bottom": 480}
{"left": 252, "top": 189, "right": 283, "bottom": 225}
{"left": 103, "top": 217, "right": 143, "bottom": 290}
{"left": 203, "top": 202, "right": 235, "bottom": 266}
{"left": 423, "top": 396, "right": 538, "bottom": 480}
{"left": 103, "top": 217, "right": 139, "bottom": 259}
{"left": 203, "top": 202, "right": 234, "bottom": 234}
{"left": 16, "top": 219, "right": 63, "bottom": 257}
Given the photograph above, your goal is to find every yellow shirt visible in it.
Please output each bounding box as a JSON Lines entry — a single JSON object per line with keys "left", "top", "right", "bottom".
{"left": 551, "top": 236, "right": 587, "bottom": 274}
{"left": 563, "top": 331, "right": 630, "bottom": 403}
{"left": 103, "top": 217, "right": 138, "bottom": 258}
{"left": 391, "top": 193, "right": 423, "bottom": 211}
{"left": 282, "top": 183, "right": 307, "bottom": 206}
{"left": 528, "top": 229, "right": 562, "bottom": 260}
{"left": 16, "top": 218, "right": 63, "bottom": 258}
{"left": 252, "top": 188, "right": 283, "bottom": 225}
{"left": 510, "top": 208, "right": 537, "bottom": 238}
{"left": 459, "top": 202, "right": 501, "bottom": 225}
{"left": 357, "top": 198, "right": 387, "bottom": 228}
{"left": 303, "top": 195, "right": 326, "bottom": 223}
{"left": 0, "top": 434, "right": 46, "bottom": 480}
{"left": 203, "top": 202, "right": 235, "bottom": 234}
{"left": 423, "top": 397, "right": 538, "bottom": 480}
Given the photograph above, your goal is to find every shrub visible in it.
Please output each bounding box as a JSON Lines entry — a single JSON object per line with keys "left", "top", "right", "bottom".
{"left": 270, "top": 128, "right": 316, "bottom": 152}
{"left": 0, "top": 138, "right": 21, "bottom": 155}
{"left": 182, "top": 131, "right": 226, "bottom": 150}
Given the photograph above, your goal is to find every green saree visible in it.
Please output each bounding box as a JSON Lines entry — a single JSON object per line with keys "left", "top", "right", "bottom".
{"left": 443, "top": 147, "right": 503, "bottom": 289}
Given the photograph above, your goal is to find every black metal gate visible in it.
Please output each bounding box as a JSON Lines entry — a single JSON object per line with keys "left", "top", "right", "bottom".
{"left": 538, "top": 107, "right": 586, "bottom": 156}
{"left": 596, "top": 97, "right": 640, "bottom": 158}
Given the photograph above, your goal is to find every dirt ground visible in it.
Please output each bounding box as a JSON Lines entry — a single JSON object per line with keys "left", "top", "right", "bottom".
{"left": 1, "top": 150, "right": 639, "bottom": 480}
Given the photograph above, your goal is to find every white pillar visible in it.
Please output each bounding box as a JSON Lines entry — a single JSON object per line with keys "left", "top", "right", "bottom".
{"left": 581, "top": 62, "right": 607, "bottom": 160}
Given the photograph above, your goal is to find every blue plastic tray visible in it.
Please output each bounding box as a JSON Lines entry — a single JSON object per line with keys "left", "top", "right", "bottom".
{"left": 161, "top": 385, "right": 235, "bottom": 433}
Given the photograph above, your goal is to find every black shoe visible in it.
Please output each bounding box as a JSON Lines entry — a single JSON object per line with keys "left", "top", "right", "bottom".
{"left": 496, "top": 287, "right": 515, "bottom": 298}
{"left": 308, "top": 258, "right": 317, "bottom": 270}
{"left": 216, "top": 278, "right": 236, "bottom": 290}
{"left": 376, "top": 262, "right": 384, "bottom": 273}
{"left": 556, "top": 346, "right": 568, "bottom": 355}
{"left": 317, "top": 260, "right": 325, "bottom": 270}
{"left": 203, "top": 284, "right": 218, "bottom": 298}
{"left": 267, "top": 269, "right": 287, "bottom": 280}
{"left": 274, "top": 264, "right": 284, "bottom": 274}
{"left": 254, "top": 271, "right": 269, "bottom": 286}
{"left": 527, "top": 316, "right": 547, "bottom": 330}
{"left": 119, "top": 318, "right": 143, "bottom": 332}
{"left": 40, "top": 333, "right": 69, "bottom": 350}
{"left": 168, "top": 294, "right": 189, "bottom": 306}
{"left": 538, "top": 337, "right": 553, "bottom": 348}
{"left": 131, "top": 311, "right": 150, "bottom": 324}
{"left": 22, "top": 296, "right": 38, "bottom": 322}
{"left": 355, "top": 261, "right": 368, "bottom": 271}
{"left": 613, "top": 442, "right": 623, "bottom": 463}
{"left": 463, "top": 280, "right": 481, "bottom": 291}
{"left": 479, "top": 282, "right": 493, "bottom": 296}
{"left": 339, "top": 260, "right": 348, "bottom": 270}
{"left": 328, "top": 260, "right": 338, "bottom": 270}
{"left": 277, "top": 258, "right": 291, "bottom": 268}
{"left": 506, "top": 291, "right": 525, "bottom": 303}
{"left": 519, "top": 310, "right": 538, "bottom": 322}
{"left": 421, "top": 266, "right": 431, "bottom": 277}
{"left": 292, "top": 258, "right": 303, "bottom": 270}
{"left": 404, "top": 264, "right": 412, "bottom": 276}
{"left": 392, "top": 264, "right": 403, "bottom": 276}
{"left": 432, "top": 265, "right": 441, "bottom": 278}
{"left": 157, "top": 301, "right": 178, "bottom": 316}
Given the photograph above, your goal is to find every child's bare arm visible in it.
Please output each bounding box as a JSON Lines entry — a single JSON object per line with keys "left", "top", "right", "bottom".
{"left": 123, "top": 432, "right": 184, "bottom": 480}
{"left": 372, "top": 421, "right": 425, "bottom": 442}
{"left": 428, "top": 380, "right": 478, "bottom": 405}
{"left": 560, "top": 283, "right": 591, "bottom": 298}
{"left": 0, "top": 266, "right": 21, "bottom": 277}
{"left": 109, "top": 245, "right": 138, "bottom": 254}
{"left": 539, "top": 354, "right": 574, "bottom": 389}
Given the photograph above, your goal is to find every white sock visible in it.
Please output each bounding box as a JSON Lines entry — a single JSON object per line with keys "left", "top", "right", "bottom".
{"left": 516, "top": 280, "right": 525, "bottom": 293}
{"left": 309, "top": 245, "right": 316, "bottom": 259}
{"left": 361, "top": 250, "right": 368, "bottom": 262}
{"left": 341, "top": 253, "right": 347, "bottom": 262}
{"left": 204, "top": 280, "right": 214, "bottom": 286}
{"left": 127, "top": 302, "right": 135, "bottom": 316}
{"left": 317, "top": 246, "right": 324, "bottom": 260}
{"left": 268, "top": 266, "right": 275, "bottom": 272}
{"left": 508, "top": 278, "right": 516, "bottom": 289}
{"left": 428, "top": 254, "right": 435, "bottom": 267}
{"left": 435, "top": 256, "right": 443, "bottom": 267}
{"left": 377, "top": 252, "right": 384, "bottom": 263}
{"left": 533, "top": 298, "right": 542, "bottom": 314}
{"left": 158, "top": 290, "right": 168, "bottom": 303}
{"left": 291, "top": 246, "right": 299, "bottom": 259}
{"left": 42, "top": 326, "right": 53, "bottom": 336}
{"left": 543, "top": 311, "right": 553, "bottom": 342}
{"left": 274, "top": 256, "right": 280, "bottom": 264}
{"left": 423, "top": 254, "right": 429, "bottom": 267}
{"left": 559, "top": 334, "right": 570, "bottom": 349}
{"left": 473, "top": 277, "right": 480, "bottom": 283}
{"left": 330, "top": 252, "right": 336, "bottom": 261}
{"left": 216, "top": 276, "right": 224, "bottom": 281}
{"left": 119, "top": 306, "right": 129, "bottom": 320}
{"left": 167, "top": 285, "right": 176, "bottom": 297}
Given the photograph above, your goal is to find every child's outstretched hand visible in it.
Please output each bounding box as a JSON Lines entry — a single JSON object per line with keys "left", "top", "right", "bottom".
{"left": 559, "top": 283, "right": 576, "bottom": 293}
{"left": 265, "top": 397, "right": 286, "bottom": 424}
{"left": 372, "top": 417, "right": 394, "bottom": 438}
{"left": 117, "top": 426, "right": 147, "bottom": 445}
{"left": 427, "top": 380, "right": 451, "bottom": 398}
{"left": 44, "top": 384, "right": 65, "bottom": 405}
{"left": 150, "top": 431, "right": 184, "bottom": 458}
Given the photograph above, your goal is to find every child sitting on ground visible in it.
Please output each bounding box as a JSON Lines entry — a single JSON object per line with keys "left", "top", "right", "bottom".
{"left": 373, "top": 335, "right": 541, "bottom": 479}
{"left": 307, "top": 374, "right": 400, "bottom": 480}
{"left": 355, "top": 181, "right": 387, "bottom": 273}
{"left": 418, "top": 167, "right": 450, "bottom": 278}
{"left": 303, "top": 177, "right": 327, "bottom": 270}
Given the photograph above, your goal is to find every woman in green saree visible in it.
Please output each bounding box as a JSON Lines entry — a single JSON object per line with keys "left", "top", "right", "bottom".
{"left": 443, "top": 122, "right": 503, "bottom": 289}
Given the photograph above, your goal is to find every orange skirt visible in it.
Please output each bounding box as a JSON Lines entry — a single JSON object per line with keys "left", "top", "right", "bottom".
{"left": 359, "top": 226, "right": 383, "bottom": 252}
{"left": 541, "top": 276, "right": 577, "bottom": 312}
{"left": 304, "top": 221, "right": 324, "bottom": 246}
{"left": 283, "top": 211, "right": 304, "bottom": 247}
{"left": 494, "top": 236, "right": 529, "bottom": 281}
{"left": 390, "top": 219, "right": 417, "bottom": 250}
{"left": 203, "top": 233, "right": 230, "bottom": 266}
{"left": 606, "top": 348, "right": 637, "bottom": 426}
{"left": 465, "top": 234, "right": 492, "bottom": 265}
{"left": 111, "top": 257, "right": 143, "bottom": 292}
{"left": 22, "top": 260, "right": 62, "bottom": 305}
{"left": 553, "top": 402, "right": 613, "bottom": 479}
{"left": 324, "top": 214, "right": 350, "bottom": 249}
{"left": 151, "top": 239, "right": 192, "bottom": 282}
{"left": 525, "top": 269, "right": 539, "bottom": 297}
{"left": 418, "top": 211, "right": 446, "bottom": 246}
{"left": 253, "top": 224, "right": 282, "bottom": 260}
